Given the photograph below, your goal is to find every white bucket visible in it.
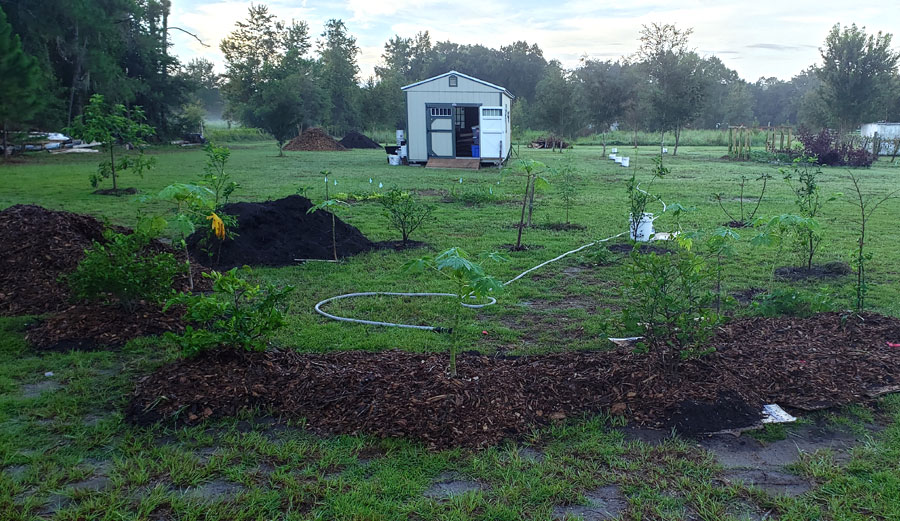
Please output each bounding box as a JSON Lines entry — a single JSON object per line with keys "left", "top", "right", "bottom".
{"left": 399, "top": 144, "right": 408, "bottom": 158}
{"left": 614, "top": 156, "right": 623, "bottom": 164}
{"left": 662, "top": 147, "right": 668, "bottom": 154}
{"left": 621, "top": 157, "right": 630, "bottom": 167}
{"left": 611, "top": 148, "right": 618, "bottom": 153}
{"left": 395, "top": 130, "right": 404, "bottom": 145}
{"left": 388, "top": 154, "right": 400, "bottom": 166}
{"left": 608, "top": 154, "right": 616, "bottom": 160}
{"left": 629, "top": 212, "right": 655, "bottom": 242}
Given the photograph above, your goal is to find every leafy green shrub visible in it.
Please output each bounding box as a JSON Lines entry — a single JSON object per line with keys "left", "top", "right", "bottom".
{"left": 446, "top": 186, "right": 503, "bottom": 206}
{"left": 381, "top": 188, "right": 434, "bottom": 244}
{"left": 165, "top": 268, "right": 294, "bottom": 356}
{"left": 205, "top": 127, "right": 272, "bottom": 142}
{"left": 751, "top": 288, "right": 836, "bottom": 317}
{"left": 66, "top": 227, "right": 183, "bottom": 312}
{"left": 622, "top": 247, "right": 718, "bottom": 370}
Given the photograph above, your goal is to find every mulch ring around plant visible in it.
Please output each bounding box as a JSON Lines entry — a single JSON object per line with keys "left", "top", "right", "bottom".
{"left": 25, "top": 302, "right": 185, "bottom": 351}
{"left": 92, "top": 187, "right": 139, "bottom": 196}
{"left": 127, "top": 312, "right": 900, "bottom": 449}
{"left": 187, "top": 195, "right": 375, "bottom": 269}
{"left": 775, "top": 261, "right": 852, "bottom": 281}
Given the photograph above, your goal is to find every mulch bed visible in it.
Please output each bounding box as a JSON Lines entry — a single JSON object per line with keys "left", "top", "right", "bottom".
{"left": 127, "top": 312, "right": 900, "bottom": 448}
{"left": 775, "top": 262, "right": 852, "bottom": 281}
{"left": 282, "top": 128, "right": 346, "bottom": 151}
{"left": 26, "top": 302, "right": 185, "bottom": 351}
{"left": 92, "top": 187, "right": 139, "bottom": 196}
{"left": 188, "top": 195, "right": 375, "bottom": 269}
{"left": 338, "top": 131, "right": 381, "bottom": 149}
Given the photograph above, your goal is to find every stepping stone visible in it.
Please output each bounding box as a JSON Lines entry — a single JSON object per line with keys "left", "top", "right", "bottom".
{"left": 22, "top": 381, "right": 61, "bottom": 398}
{"left": 699, "top": 424, "right": 863, "bottom": 469}
{"left": 424, "top": 472, "right": 486, "bottom": 498}
{"left": 723, "top": 469, "right": 812, "bottom": 497}
{"left": 552, "top": 485, "right": 627, "bottom": 520}
{"left": 179, "top": 480, "right": 245, "bottom": 501}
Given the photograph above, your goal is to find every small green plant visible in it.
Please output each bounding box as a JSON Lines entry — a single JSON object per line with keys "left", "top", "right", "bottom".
{"left": 555, "top": 159, "right": 578, "bottom": 225}
{"left": 405, "top": 247, "right": 506, "bottom": 377}
{"left": 622, "top": 246, "right": 718, "bottom": 373}
{"left": 846, "top": 173, "right": 899, "bottom": 312}
{"left": 307, "top": 199, "right": 348, "bottom": 261}
{"left": 783, "top": 158, "right": 837, "bottom": 269}
{"left": 154, "top": 183, "right": 219, "bottom": 291}
{"left": 196, "top": 142, "right": 239, "bottom": 263}
{"left": 66, "top": 221, "right": 183, "bottom": 312}
{"left": 751, "top": 214, "right": 819, "bottom": 289}
{"left": 505, "top": 159, "right": 549, "bottom": 250}
{"left": 713, "top": 173, "right": 771, "bottom": 227}
{"left": 626, "top": 155, "right": 667, "bottom": 244}
{"left": 66, "top": 94, "right": 155, "bottom": 192}
{"left": 380, "top": 188, "right": 434, "bottom": 245}
{"left": 751, "top": 288, "right": 836, "bottom": 317}
{"left": 706, "top": 227, "right": 740, "bottom": 314}
{"left": 165, "top": 268, "right": 294, "bottom": 356}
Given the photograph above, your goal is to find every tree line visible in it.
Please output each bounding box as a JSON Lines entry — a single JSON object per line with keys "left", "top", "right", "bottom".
{"left": 2, "top": 1, "right": 899, "bottom": 148}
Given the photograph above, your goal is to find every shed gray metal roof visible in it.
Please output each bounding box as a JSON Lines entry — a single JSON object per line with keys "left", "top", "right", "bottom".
{"left": 401, "top": 70, "right": 515, "bottom": 98}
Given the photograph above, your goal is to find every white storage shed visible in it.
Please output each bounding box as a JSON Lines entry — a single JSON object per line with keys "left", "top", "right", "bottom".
{"left": 401, "top": 71, "right": 513, "bottom": 165}
{"left": 860, "top": 122, "right": 900, "bottom": 155}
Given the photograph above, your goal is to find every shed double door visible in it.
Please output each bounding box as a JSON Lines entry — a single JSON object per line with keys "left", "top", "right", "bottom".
{"left": 426, "top": 104, "right": 454, "bottom": 158}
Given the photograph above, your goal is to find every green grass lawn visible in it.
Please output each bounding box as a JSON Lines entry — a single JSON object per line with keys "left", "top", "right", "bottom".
{"left": 1, "top": 142, "right": 899, "bottom": 519}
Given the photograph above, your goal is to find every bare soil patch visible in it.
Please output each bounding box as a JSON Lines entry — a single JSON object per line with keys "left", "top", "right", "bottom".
{"left": 92, "top": 187, "right": 139, "bottom": 196}
{"left": 128, "top": 313, "right": 900, "bottom": 449}
{"left": 535, "top": 222, "right": 587, "bottom": 232}
{"left": 775, "top": 261, "right": 851, "bottom": 281}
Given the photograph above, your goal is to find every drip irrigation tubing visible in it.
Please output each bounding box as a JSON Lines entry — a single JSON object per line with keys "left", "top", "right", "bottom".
{"left": 314, "top": 186, "right": 665, "bottom": 331}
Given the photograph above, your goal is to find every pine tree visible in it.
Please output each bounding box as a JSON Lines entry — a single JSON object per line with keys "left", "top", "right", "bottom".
{"left": 0, "top": 6, "right": 42, "bottom": 156}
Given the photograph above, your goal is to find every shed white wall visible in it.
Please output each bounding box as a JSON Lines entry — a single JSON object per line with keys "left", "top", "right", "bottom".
{"left": 405, "top": 75, "right": 511, "bottom": 163}
{"left": 861, "top": 123, "right": 900, "bottom": 155}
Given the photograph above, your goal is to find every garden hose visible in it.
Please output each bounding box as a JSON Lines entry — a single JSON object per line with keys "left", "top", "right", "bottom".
{"left": 313, "top": 183, "right": 665, "bottom": 332}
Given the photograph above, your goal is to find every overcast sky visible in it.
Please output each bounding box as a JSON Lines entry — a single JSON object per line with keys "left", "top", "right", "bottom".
{"left": 170, "top": 0, "right": 900, "bottom": 83}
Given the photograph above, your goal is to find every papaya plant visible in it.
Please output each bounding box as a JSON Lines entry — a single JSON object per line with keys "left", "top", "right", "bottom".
{"left": 405, "top": 247, "right": 506, "bottom": 377}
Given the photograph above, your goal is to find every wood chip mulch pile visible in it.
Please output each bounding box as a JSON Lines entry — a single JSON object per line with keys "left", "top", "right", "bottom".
{"left": 0, "top": 204, "right": 209, "bottom": 349}
{"left": 282, "top": 128, "right": 346, "bottom": 151}
{"left": 127, "top": 312, "right": 900, "bottom": 448}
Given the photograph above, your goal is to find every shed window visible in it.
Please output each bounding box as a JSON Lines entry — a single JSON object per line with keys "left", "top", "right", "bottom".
{"left": 449, "top": 75, "right": 458, "bottom": 87}
{"left": 482, "top": 108, "right": 502, "bottom": 117}
{"left": 430, "top": 107, "right": 452, "bottom": 116}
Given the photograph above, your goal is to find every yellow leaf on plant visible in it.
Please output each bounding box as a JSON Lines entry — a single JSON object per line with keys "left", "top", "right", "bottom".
{"left": 207, "top": 212, "right": 225, "bottom": 240}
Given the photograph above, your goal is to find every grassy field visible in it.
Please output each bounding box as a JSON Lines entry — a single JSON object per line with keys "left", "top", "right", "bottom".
{"left": 1, "top": 142, "right": 900, "bottom": 519}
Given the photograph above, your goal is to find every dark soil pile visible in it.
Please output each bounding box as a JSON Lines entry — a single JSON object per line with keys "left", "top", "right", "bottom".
{"left": 187, "top": 195, "right": 375, "bottom": 268}
{"left": 339, "top": 131, "right": 381, "bottom": 149}
{"left": 127, "top": 312, "right": 900, "bottom": 448}
{"left": 26, "top": 302, "right": 185, "bottom": 351}
{"left": 282, "top": 128, "right": 346, "bottom": 151}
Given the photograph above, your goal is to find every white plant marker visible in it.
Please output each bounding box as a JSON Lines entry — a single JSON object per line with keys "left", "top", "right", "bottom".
{"left": 369, "top": 178, "right": 373, "bottom": 184}
{"left": 378, "top": 182, "right": 383, "bottom": 188}
{"left": 459, "top": 177, "right": 463, "bottom": 183}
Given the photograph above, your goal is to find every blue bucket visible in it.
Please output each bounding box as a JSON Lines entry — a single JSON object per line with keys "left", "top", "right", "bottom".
{"left": 471, "top": 145, "right": 480, "bottom": 158}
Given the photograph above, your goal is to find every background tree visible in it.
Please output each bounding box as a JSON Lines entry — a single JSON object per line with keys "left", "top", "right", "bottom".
{"left": 816, "top": 23, "right": 899, "bottom": 134}
{"left": 635, "top": 23, "right": 707, "bottom": 155}
{"left": 574, "top": 59, "right": 634, "bottom": 154}
{"left": 694, "top": 56, "right": 753, "bottom": 129}
{"left": 532, "top": 61, "right": 582, "bottom": 139}
{"left": 317, "top": 19, "right": 360, "bottom": 135}
{"left": 0, "top": 6, "right": 42, "bottom": 156}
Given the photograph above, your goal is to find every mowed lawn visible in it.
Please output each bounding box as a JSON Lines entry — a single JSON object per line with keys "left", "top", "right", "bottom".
{"left": 1, "top": 142, "right": 900, "bottom": 520}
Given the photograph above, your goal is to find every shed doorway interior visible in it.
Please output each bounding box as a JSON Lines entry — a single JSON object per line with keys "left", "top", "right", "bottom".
{"left": 454, "top": 106, "right": 480, "bottom": 158}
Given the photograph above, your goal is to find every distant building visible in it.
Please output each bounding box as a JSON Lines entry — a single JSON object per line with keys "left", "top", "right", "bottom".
{"left": 860, "top": 122, "right": 900, "bottom": 155}
{"left": 401, "top": 71, "right": 513, "bottom": 165}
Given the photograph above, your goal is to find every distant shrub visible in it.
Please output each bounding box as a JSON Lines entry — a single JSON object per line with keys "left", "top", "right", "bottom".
{"left": 205, "top": 127, "right": 272, "bottom": 143}
{"left": 751, "top": 288, "right": 836, "bottom": 317}
{"left": 381, "top": 188, "right": 434, "bottom": 244}
{"left": 797, "top": 128, "right": 875, "bottom": 167}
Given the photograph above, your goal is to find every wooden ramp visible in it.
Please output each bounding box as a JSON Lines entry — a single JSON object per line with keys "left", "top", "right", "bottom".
{"left": 425, "top": 158, "right": 481, "bottom": 170}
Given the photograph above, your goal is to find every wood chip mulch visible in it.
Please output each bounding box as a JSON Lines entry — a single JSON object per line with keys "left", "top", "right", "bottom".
{"left": 126, "top": 312, "right": 900, "bottom": 449}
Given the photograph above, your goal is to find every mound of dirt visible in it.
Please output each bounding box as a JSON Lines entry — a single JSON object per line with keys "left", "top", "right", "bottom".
{"left": 282, "top": 128, "right": 346, "bottom": 151}
{"left": 127, "top": 312, "right": 900, "bottom": 448}
{"left": 339, "top": 131, "right": 381, "bottom": 149}
{"left": 0, "top": 205, "right": 116, "bottom": 315}
{"left": 0, "top": 205, "right": 207, "bottom": 316}
{"left": 188, "top": 195, "right": 375, "bottom": 268}
{"left": 26, "top": 302, "right": 185, "bottom": 351}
